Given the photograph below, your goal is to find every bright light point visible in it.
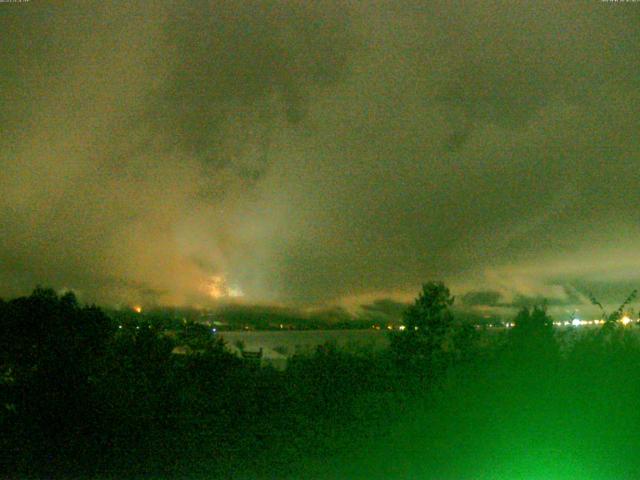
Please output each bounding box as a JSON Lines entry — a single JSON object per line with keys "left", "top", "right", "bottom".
{"left": 133, "top": 306, "right": 142, "bottom": 314}
{"left": 399, "top": 325, "right": 406, "bottom": 331}
{"left": 572, "top": 318, "right": 581, "bottom": 327}
{"left": 622, "top": 316, "right": 632, "bottom": 326}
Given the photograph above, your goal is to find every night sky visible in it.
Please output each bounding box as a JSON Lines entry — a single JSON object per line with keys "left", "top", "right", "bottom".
{"left": 1, "top": 1, "right": 639, "bottom": 317}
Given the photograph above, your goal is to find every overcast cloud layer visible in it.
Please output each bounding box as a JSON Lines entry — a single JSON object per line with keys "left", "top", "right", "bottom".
{"left": 1, "top": 1, "right": 639, "bottom": 316}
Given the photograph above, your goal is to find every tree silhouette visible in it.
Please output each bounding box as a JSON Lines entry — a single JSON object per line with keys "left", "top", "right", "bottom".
{"left": 512, "top": 304, "right": 553, "bottom": 335}
{"left": 390, "top": 281, "right": 455, "bottom": 374}
{"left": 589, "top": 289, "right": 637, "bottom": 329}
{"left": 507, "top": 304, "right": 559, "bottom": 367}
{"left": 0, "top": 287, "right": 116, "bottom": 473}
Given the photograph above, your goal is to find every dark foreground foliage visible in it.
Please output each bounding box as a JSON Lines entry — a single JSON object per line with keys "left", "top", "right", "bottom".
{"left": 2, "top": 285, "right": 640, "bottom": 479}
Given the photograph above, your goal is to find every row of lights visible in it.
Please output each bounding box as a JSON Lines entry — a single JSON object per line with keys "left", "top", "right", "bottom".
{"left": 372, "top": 325, "right": 413, "bottom": 331}
{"left": 563, "top": 316, "right": 637, "bottom": 327}
{"left": 487, "top": 317, "right": 639, "bottom": 329}
{"left": 387, "top": 320, "right": 638, "bottom": 331}
{"left": 502, "top": 317, "right": 638, "bottom": 328}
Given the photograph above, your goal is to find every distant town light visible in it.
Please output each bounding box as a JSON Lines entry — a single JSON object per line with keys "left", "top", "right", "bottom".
{"left": 572, "top": 318, "right": 581, "bottom": 327}
{"left": 621, "top": 316, "right": 632, "bottom": 326}
{"left": 133, "top": 306, "right": 142, "bottom": 314}
{"left": 399, "top": 325, "right": 406, "bottom": 331}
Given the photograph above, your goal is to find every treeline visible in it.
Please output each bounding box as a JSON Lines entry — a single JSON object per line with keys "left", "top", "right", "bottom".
{"left": 2, "top": 283, "right": 640, "bottom": 479}
{"left": 0, "top": 287, "right": 404, "bottom": 477}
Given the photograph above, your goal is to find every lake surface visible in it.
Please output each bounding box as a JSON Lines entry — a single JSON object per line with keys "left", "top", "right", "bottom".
{"left": 218, "top": 329, "right": 390, "bottom": 356}
{"left": 217, "top": 325, "right": 630, "bottom": 357}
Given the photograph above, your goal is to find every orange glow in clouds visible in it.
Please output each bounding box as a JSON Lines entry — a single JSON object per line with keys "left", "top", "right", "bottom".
{"left": 205, "top": 275, "right": 243, "bottom": 299}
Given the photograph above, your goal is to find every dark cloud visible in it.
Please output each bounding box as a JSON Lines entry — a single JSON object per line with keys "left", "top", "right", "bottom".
{"left": 358, "top": 299, "right": 408, "bottom": 324}
{"left": 214, "top": 303, "right": 354, "bottom": 328}
{"left": 510, "top": 290, "right": 583, "bottom": 309}
{"left": 460, "top": 291, "right": 503, "bottom": 308}
{"left": 154, "top": 0, "right": 352, "bottom": 169}
{"left": 0, "top": 1, "right": 639, "bottom": 313}
{"left": 460, "top": 287, "right": 583, "bottom": 310}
